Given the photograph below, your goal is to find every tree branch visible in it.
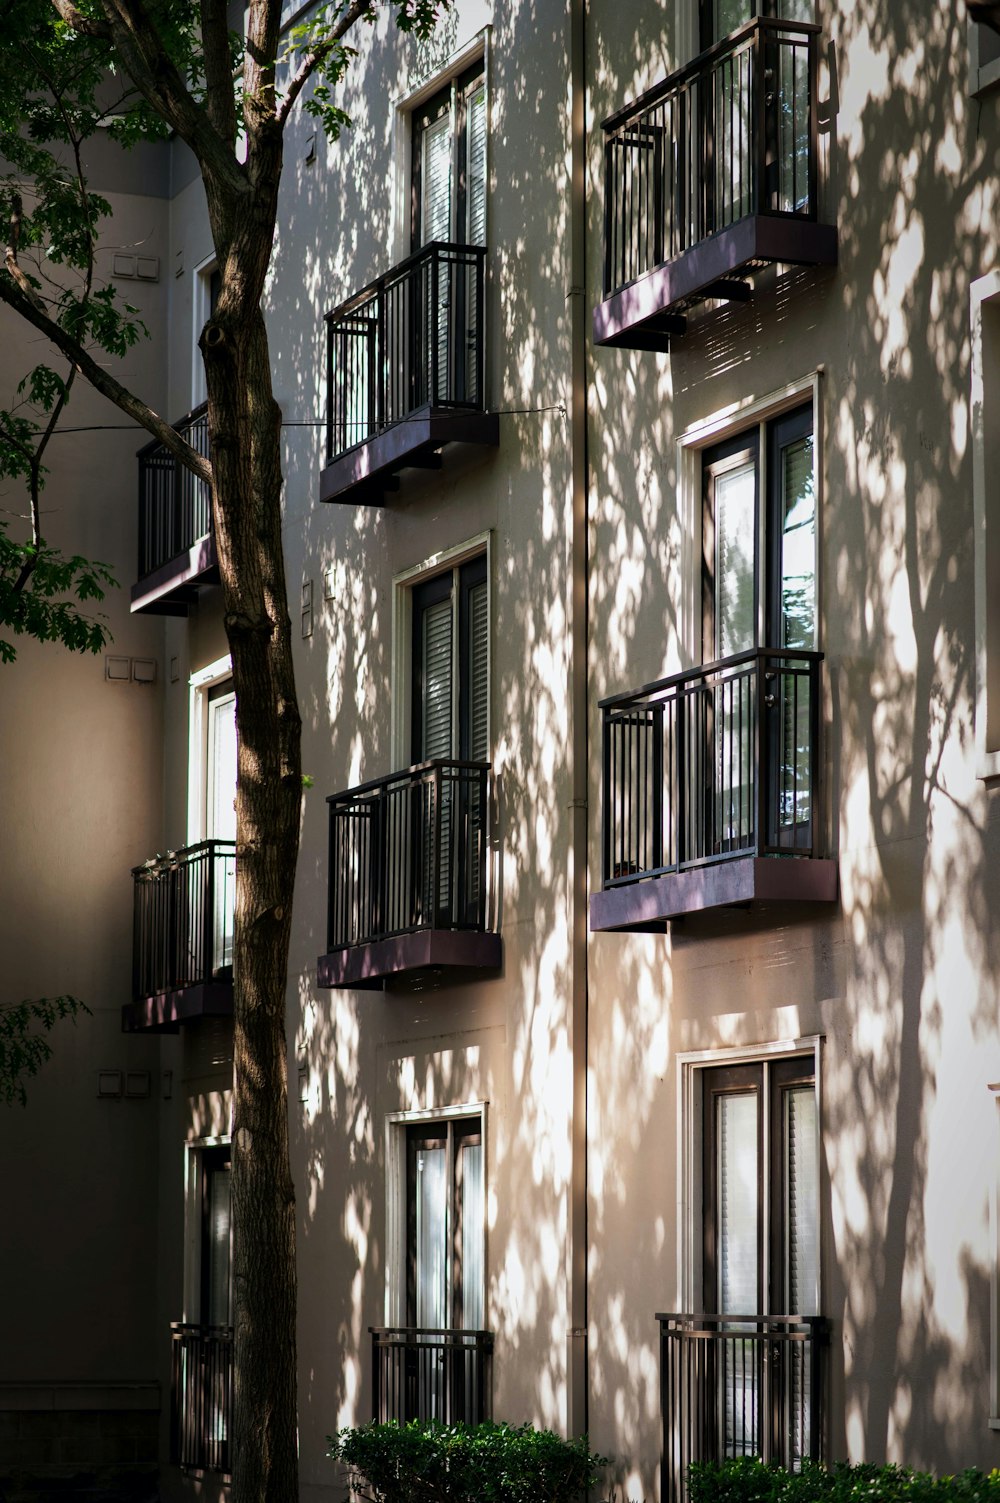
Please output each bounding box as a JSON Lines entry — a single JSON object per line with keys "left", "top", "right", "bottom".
{"left": 0, "top": 276, "right": 212, "bottom": 484}
{"left": 51, "top": 0, "right": 247, "bottom": 204}
{"left": 275, "top": 0, "right": 375, "bottom": 127}
{"left": 48, "top": 0, "right": 110, "bottom": 37}
{"left": 200, "top": 0, "right": 238, "bottom": 146}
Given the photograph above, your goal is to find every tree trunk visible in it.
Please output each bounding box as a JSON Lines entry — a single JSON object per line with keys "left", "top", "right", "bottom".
{"left": 202, "top": 270, "right": 301, "bottom": 1501}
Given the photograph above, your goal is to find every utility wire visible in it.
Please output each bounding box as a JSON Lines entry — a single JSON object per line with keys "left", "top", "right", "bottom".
{"left": 29, "top": 405, "right": 568, "bottom": 437}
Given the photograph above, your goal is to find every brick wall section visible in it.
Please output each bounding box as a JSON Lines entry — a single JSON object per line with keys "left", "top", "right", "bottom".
{"left": 0, "top": 1383, "right": 159, "bottom": 1502}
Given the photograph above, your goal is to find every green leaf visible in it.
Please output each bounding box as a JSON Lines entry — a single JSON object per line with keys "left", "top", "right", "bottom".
{"left": 0, "top": 996, "right": 91, "bottom": 1107}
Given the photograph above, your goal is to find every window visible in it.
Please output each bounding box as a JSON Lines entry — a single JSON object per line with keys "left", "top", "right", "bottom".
{"left": 199, "top": 1144, "right": 232, "bottom": 1328}
{"left": 176, "top": 1140, "right": 232, "bottom": 1472}
{"left": 676, "top": 1044, "right": 822, "bottom": 1475}
{"left": 407, "top": 552, "right": 489, "bottom": 926}
{"left": 411, "top": 555, "right": 488, "bottom": 765}
{"left": 188, "top": 656, "right": 237, "bottom": 973}
{"left": 411, "top": 64, "right": 486, "bottom": 251}
{"left": 699, "top": 404, "right": 816, "bottom": 852}
{"left": 380, "top": 1106, "right": 490, "bottom": 1424}
{"left": 406, "top": 1116, "right": 485, "bottom": 1332}
{"left": 702, "top": 404, "right": 816, "bottom": 662}
{"left": 191, "top": 257, "right": 220, "bottom": 408}
{"left": 701, "top": 0, "right": 814, "bottom": 47}
{"left": 701, "top": 1057, "right": 818, "bottom": 1321}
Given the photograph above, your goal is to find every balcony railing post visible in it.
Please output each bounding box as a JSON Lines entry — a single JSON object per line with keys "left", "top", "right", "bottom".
{"left": 376, "top": 282, "right": 386, "bottom": 436}
{"left": 807, "top": 30, "right": 818, "bottom": 217}
{"left": 204, "top": 842, "right": 217, "bottom": 978}
{"left": 753, "top": 20, "right": 768, "bottom": 215}
{"left": 651, "top": 703, "right": 664, "bottom": 872}
{"left": 755, "top": 653, "right": 768, "bottom": 854}
{"left": 809, "top": 656, "right": 820, "bottom": 858}
{"left": 476, "top": 247, "right": 486, "bottom": 407}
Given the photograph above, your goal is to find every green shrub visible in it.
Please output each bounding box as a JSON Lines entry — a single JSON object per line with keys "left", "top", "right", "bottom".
{"left": 687, "top": 1459, "right": 1000, "bottom": 1503}
{"left": 328, "top": 1419, "right": 608, "bottom": 1503}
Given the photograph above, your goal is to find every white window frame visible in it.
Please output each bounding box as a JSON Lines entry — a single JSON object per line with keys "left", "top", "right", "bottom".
{"left": 191, "top": 253, "right": 218, "bottom": 409}
{"left": 676, "top": 1035, "right": 823, "bottom": 1313}
{"left": 383, "top": 1101, "right": 489, "bottom": 1326}
{"left": 182, "top": 1133, "right": 232, "bottom": 1325}
{"left": 390, "top": 531, "right": 492, "bottom": 770}
{"left": 970, "top": 21, "right": 1000, "bottom": 97}
{"left": 675, "top": 371, "right": 824, "bottom": 671}
{"left": 970, "top": 272, "right": 1000, "bottom": 780}
{"left": 391, "top": 30, "right": 491, "bottom": 265}
{"left": 188, "top": 653, "right": 234, "bottom": 844}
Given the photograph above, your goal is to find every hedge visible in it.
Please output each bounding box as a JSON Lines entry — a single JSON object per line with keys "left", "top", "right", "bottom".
{"left": 328, "top": 1419, "right": 608, "bottom": 1503}
{"left": 688, "top": 1459, "right": 1000, "bottom": 1503}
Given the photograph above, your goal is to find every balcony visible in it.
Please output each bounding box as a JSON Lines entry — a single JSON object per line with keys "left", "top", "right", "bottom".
{"left": 320, "top": 242, "right": 499, "bottom": 506}
{"left": 317, "top": 759, "right": 501, "bottom": 989}
{"left": 170, "top": 1322, "right": 232, "bottom": 1476}
{"left": 590, "top": 650, "right": 837, "bottom": 932}
{"left": 371, "top": 1327, "right": 493, "bottom": 1426}
{"left": 131, "top": 404, "right": 217, "bottom": 615}
{"left": 123, "top": 839, "right": 236, "bottom": 1031}
{"left": 594, "top": 17, "right": 837, "bottom": 351}
{"left": 659, "top": 1313, "right": 828, "bottom": 1503}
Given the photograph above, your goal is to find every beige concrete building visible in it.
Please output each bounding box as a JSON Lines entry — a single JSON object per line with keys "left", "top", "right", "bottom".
{"left": 1, "top": 1, "right": 1000, "bottom": 1500}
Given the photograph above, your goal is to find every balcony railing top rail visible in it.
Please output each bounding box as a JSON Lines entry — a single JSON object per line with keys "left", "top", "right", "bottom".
{"left": 137, "top": 402, "right": 211, "bottom": 579}
{"left": 601, "top": 16, "right": 820, "bottom": 132}
{"left": 601, "top": 649, "right": 822, "bottom": 885}
{"left": 602, "top": 16, "right": 821, "bottom": 298}
{"left": 326, "top": 756, "right": 490, "bottom": 807}
{"left": 131, "top": 836, "right": 236, "bottom": 881}
{"left": 658, "top": 1312, "right": 828, "bottom": 1503}
{"left": 132, "top": 838, "right": 236, "bottom": 1000}
{"left": 324, "top": 240, "right": 487, "bottom": 326}
{"left": 325, "top": 241, "right": 488, "bottom": 463}
{"left": 599, "top": 646, "right": 824, "bottom": 712}
{"left": 327, "top": 759, "right": 494, "bottom": 952}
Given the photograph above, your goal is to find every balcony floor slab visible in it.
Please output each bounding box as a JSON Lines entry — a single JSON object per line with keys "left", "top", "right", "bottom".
{"left": 130, "top": 533, "right": 218, "bottom": 615}
{"left": 594, "top": 215, "right": 838, "bottom": 351}
{"left": 320, "top": 406, "right": 499, "bottom": 505}
{"left": 122, "top": 979, "right": 233, "bottom": 1032}
{"left": 590, "top": 855, "right": 838, "bottom": 932}
{"left": 318, "top": 929, "right": 502, "bottom": 989}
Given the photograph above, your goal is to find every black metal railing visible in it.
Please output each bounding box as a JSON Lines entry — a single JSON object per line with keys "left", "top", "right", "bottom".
{"left": 371, "top": 1327, "right": 493, "bottom": 1426}
{"left": 327, "top": 760, "right": 493, "bottom": 951}
{"left": 603, "top": 17, "right": 820, "bottom": 295}
{"left": 601, "top": 649, "right": 821, "bottom": 886}
{"left": 170, "top": 1322, "right": 233, "bottom": 1474}
{"left": 137, "top": 404, "right": 212, "bottom": 578}
{"left": 325, "top": 242, "right": 488, "bottom": 461}
{"left": 132, "top": 839, "right": 236, "bottom": 999}
{"left": 659, "top": 1313, "right": 827, "bottom": 1503}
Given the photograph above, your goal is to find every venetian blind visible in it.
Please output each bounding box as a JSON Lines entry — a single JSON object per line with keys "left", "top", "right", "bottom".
{"left": 207, "top": 1163, "right": 232, "bottom": 1326}
{"left": 461, "top": 1139, "right": 485, "bottom": 1329}
{"left": 468, "top": 579, "right": 489, "bottom": 762}
{"left": 786, "top": 1084, "right": 818, "bottom": 1315}
{"left": 466, "top": 84, "right": 487, "bottom": 247}
{"left": 715, "top": 461, "right": 756, "bottom": 660}
{"left": 718, "top": 1091, "right": 759, "bottom": 1315}
{"left": 421, "top": 596, "right": 454, "bottom": 760}
{"left": 415, "top": 1145, "right": 448, "bottom": 1328}
{"left": 422, "top": 112, "right": 453, "bottom": 245}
